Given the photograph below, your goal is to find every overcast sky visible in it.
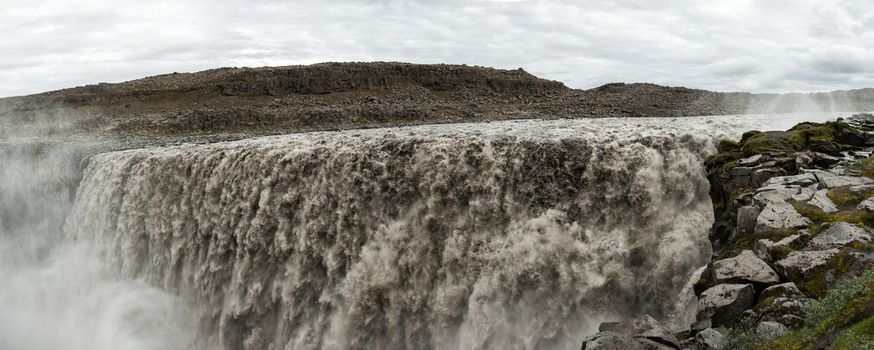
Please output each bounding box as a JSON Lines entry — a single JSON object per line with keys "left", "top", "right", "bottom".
{"left": 1, "top": 0, "right": 873, "bottom": 97}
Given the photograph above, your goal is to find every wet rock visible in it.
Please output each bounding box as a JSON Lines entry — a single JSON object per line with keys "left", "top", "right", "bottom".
{"left": 755, "top": 202, "right": 812, "bottom": 231}
{"left": 694, "top": 328, "right": 724, "bottom": 350}
{"left": 755, "top": 321, "right": 789, "bottom": 339}
{"left": 712, "top": 250, "right": 780, "bottom": 285}
{"left": 818, "top": 175, "right": 874, "bottom": 189}
{"left": 697, "top": 284, "right": 755, "bottom": 328}
{"left": 807, "top": 189, "right": 838, "bottom": 213}
{"left": 808, "top": 222, "right": 871, "bottom": 250}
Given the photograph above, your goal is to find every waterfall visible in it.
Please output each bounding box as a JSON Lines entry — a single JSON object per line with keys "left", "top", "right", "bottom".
{"left": 3, "top": 114, "right": 839, "bottom": 350}
{"left": 66, "top": 119, "right": 723, "bottom": 349}
{"left": 0, "top": 142, "right": 196, "bottom": 350}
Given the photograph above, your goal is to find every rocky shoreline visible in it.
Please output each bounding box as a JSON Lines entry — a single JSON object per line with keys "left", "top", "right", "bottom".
{"left": 583, "top": 114, "right": 874, "bottom": 349}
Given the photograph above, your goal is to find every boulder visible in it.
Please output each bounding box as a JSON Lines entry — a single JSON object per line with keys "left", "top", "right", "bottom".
{"left": 694, "top": 328, "right": 725, "bottom": 350}
{"left": 697, "top": 284, "right": 756, "bottom": 328}
{"left": 756, "top": 321, "right": 789, "bottom": 339}
{"left": 761, "top": 173, "right": 817, "bottom": 187}
{"left": 581, "top": 332, "right": 646, "bottom": 350}
{"left": 753, "top": 168, "right": 787, "bottom": 187}
{"left": 738, "top": 154, "right": 764, "bottom": 166}
{"left": 803, "top": 169, "right": 838, "bottom": 181}
{"left": 754, "top": 239, "right": 774, "bottom": 261}
{"left": 712, "top": 250, "right": 780, "bottom": 285}
{"left": 753, "top": 185, "right": 814, "bottom": 207}
{"left": 812, "top": 153, "right": 841, "bottom": 168}
{"left": 753, "top": 296, "right": 809, "bottom": 328}
{"left": 807, "top": 189, "right": 838, "bottom": 213}
{"left": 755, "top": 202, "right": 812, "bottom": 231}
{"left": 818, "top": 175, "right": 874, "bottom": 189}
{"left": 849, "top": 184, "right": 874, "bottom": 195}
{"left": 808, "top": 222, "right": 871, "bottom": 250}
{"left": 735, "top": 206, "right": 760, "bottom": 236}
{"left": 857, "top": 197, "right": 874, "bottom": 212}
{"left": 775, "top": 249, "right": 840, "bottom": 281}
{"left": 759, "top": 282, "right": 805, "bottom": 300}
{"left": 597, "top": 315, "right": 679, "bottom": 349}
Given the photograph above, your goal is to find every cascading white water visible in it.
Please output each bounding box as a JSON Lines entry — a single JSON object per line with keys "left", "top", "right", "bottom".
{"left": 0, "top": 143, "right": 197, "bottom": 350}
{"left": 0, "top": 113, "right": 841, "bottom": 350}
{"left": 62, "top": 114, "right": 839, "bottom": 350}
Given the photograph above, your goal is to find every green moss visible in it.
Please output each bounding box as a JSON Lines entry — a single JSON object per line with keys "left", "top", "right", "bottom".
{"left": 791, "top": 201, "right": 874, "bottom": 229}
{"left": 770, "top": 244, "right": 795, "bottom": 261}
{"left": 846, "top": 156, "right": 874, "bottom": 180}
{"left": 796, "top": 248, "right": 856, "bottom": 298}
{"left": 705, "top": 151, "right": 742, "bottom": 170}
{"left": 718, "top": 139, "right": 742, "bottom": 153}
{"left": 742, "top": 270, "right": 874, "bottom": 349}
{"left": 831, "top": 316, "right": 874, "bottom": 349}
{"left": 826, "top": 187, "right": 874, "bottom": 209}
{"left": 741, "top": 131, "right": 793, "bottom": 156}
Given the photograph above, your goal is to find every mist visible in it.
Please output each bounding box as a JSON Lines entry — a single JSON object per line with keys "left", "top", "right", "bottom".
{"left": 0, "top": 142, "right": 197, "bottom": 350}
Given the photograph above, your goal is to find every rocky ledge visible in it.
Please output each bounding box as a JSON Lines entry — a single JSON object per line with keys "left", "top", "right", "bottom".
{"left": 583, "top": 113, "right": 874, "bottom": 350}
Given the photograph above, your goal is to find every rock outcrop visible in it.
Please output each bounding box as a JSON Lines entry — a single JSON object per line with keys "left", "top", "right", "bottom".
{"left": 583, "top": 114, "right": 874, "bottom": 349}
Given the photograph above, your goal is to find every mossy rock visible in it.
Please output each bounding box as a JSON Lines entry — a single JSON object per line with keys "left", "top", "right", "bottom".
{"left": 846, "top": 156, "right": 874, "bottom": 180}
{"left": 791, "top": 201, "right": 874, "bottom": 230}
{"left": 795, "top": 249, "right": 857, "bottom": 298}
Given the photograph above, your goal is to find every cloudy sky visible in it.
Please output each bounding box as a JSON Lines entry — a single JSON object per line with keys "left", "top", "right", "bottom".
{"left": 1, "top": 0, "right": 873, "bottom": 97}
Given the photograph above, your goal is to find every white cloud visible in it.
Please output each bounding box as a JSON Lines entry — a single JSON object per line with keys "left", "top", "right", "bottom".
{"left": 1, "top": 0, "right": 873, "bottom": 97}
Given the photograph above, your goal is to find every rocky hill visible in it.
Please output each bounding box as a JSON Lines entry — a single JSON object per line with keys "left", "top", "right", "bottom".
{"left": 3, "top": 62, "right": 874, "bottom": 139}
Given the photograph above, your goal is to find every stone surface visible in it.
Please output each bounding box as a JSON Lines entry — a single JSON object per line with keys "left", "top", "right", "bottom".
{"left": 818, "top": 175, "right": 874, "bottom": 189}
{"left": 755, "top": 202, "right": 812, "bottom": 231}
{"left": 754, "top": 239, "right": 774, "bottom": 261}
{"left": 804, "top": 169, "right": 838, "bottom": 181}
{"left": 596, "top": 315, "right": 679, "bottom": 349}
{"left": 762, "top": 173, "right": 817, "bottom": 187}
{"left": 857, "top": 197, "right": 874, "bottom": 212}
{"left": 581, "top": 332, "right": 646, "bottom": 350}
{"left": 697, "top": 284, "right": 756, "bottom": 328}
{"left": 736, "top": 206, "right": 760, "bottom": 236}
{"left": 753, "top": 168, "right": 787, "bottom": 187}
{"left": 756, "top": 321, "right": 789, "bottom": 339}
{"left": 694, "top": 328, "right": 725, "bottom": 350}
{"left": 775, "top": 249, "right": 840, "bottom": 283}
{"left": 808, "top": 222, "right": 871, "bottom": 250}
{"left": 849, "top": 184, "right": 874, "bottom": 195}
{"left": 738, "top": 154, "right": 763, "bottom": 166}
{"left": 712, "top": 250, "right": 780, "bottom": 284}
{"left": 807, "top": 189, "right": 838, "bottom": 213}
{"left": 760, "top": 282, "right": 805, "bottom": 300}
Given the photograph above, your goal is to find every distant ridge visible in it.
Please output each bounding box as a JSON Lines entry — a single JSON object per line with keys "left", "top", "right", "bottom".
{"left": 2, "top": 62, "right": 873, "bottom": 138}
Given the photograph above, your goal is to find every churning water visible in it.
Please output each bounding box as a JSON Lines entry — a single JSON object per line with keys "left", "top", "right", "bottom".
{"left": 0, "top": 113, "right": 840, "bottom": 349}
